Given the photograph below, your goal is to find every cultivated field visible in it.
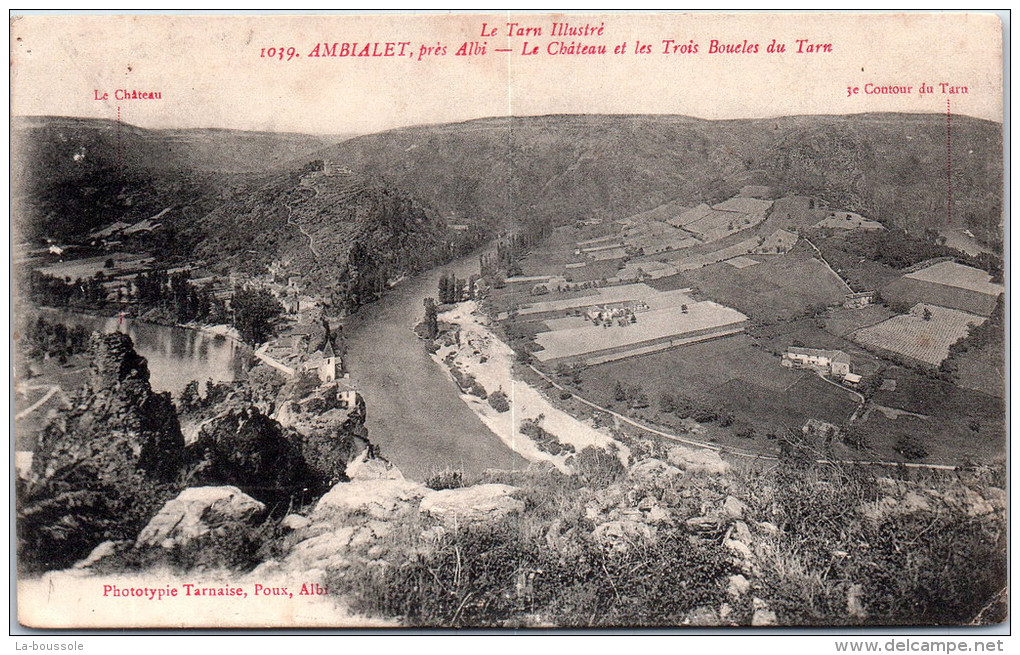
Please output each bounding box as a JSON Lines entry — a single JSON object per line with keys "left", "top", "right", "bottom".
{"left": 655, "top": 249, "right": 849, "bottom": 322}
{"left": 532, "top": 300, "right": 746, "bottom": 364}
{"left": 882, "top": 273, "right": 1000, "bottom": 317}
{"left": 905, "top": 261, "right": 1003, "bottom": 296}
{"left": 850, "top": 303, "right": 985, "bottom": 367}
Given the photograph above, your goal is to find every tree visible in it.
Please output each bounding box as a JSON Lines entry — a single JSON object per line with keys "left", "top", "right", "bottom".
{"left": 613, "top": 381, "right": 627, "bottom": 402}
{"left": 232, "top": 287, "right": 283, "bottom": 346}
{"left": 922, "top": 307, "right": 933, "bottom": 321}
{"left": 423, "top": 297, "right": 439, "bottom": 339}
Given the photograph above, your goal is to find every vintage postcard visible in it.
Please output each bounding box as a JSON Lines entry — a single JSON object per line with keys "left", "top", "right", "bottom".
{"left": 11, "top": 11, "right": 1006, "bottom": 629}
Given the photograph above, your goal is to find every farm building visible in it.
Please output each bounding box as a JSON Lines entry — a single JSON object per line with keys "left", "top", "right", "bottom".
{"left": 844, "top": 291, "right": 877, "bottom": 309}
{"left": 782, "top": 346, "right": 853, "bottom": 378}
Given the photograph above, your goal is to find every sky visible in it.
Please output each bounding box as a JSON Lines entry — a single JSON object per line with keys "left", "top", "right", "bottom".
{"left": 10, "top": 11, "right": 1005, "bottom": 135}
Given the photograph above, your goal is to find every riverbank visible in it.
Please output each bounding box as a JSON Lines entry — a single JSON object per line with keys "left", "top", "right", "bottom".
{"left": 341, "top": 249, "right": 529, "bottom": 481}
{"left": 31, "top": 307, "right": 250, "bottom": 396}
{"left": 432, "top": 301, "right": 628, "bottom": 473}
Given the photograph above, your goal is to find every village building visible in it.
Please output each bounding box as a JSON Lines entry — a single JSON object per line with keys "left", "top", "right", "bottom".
{"left": 782, "top": 346, "right": 853, "bottom": 378}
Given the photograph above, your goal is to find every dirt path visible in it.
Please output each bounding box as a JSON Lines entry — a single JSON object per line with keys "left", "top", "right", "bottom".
{"left": 286, "top": 182, "right": 320, "bottom": 259}
{"left": 15, "top": 384, "right": 66, "bottom": 421}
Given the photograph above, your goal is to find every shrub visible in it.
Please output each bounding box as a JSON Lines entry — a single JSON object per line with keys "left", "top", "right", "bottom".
{"left": 488, "top": 389, "right": 510, "bottom": 413}
{"left": 425, "top": 469, "right": 465, "bottom": 491}
{"left": 572, "top": 447, "right": 625, "bottom": 488}
{"left": 894, "top": 436, "right": 928, "bottom": 461}
{"left": 520, "top": 416, "right": 575, "bottom": 457}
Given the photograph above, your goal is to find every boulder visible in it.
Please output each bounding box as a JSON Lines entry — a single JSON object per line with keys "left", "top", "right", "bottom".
{"left": 723, "top": 496, "right": 747, "bottom": 520}
{"left": 346, "top": 454, "right": 404, "bottom": 481}
{"left": 281, "top": 514, "right": 312, "bottom": 531}
{"left": 751, "top": 598, "right": 777, "bottom": 626}
{"left": 731, "top": 520, "right": 753, "bottom": 544}
{"left": 628, "top": 458, "right": 684, "bottom": 486}
{"left": 314, "top": 478, "right": 428, "bottom": 521}
{"left": 288, "top": 527, "right": 357, "bottom": 569}
{"left": 419, "top": 484, "right": 524, "bottom": 527}
{"left": 74, "top": 540, "right": 129, "bottom": 569}
{"left": 724, "top": 538, "right": 753, "bottom": 560}
{"left": 684, "top": 606, "right": 721, "bottom": 627}
{"left": 637, "top": 496, "right": 671, "bottom": 524}
{"left": 686, "top": 515, "right": 724, "bottom": 534}
{"left": 847, "top": 583, "right": 866, "bottom": 619}
{"left": 667, "top": 446, "right": 731, "bottom": 475}
{"left": 752, "top": 608, "right": 778, "bottom": 627}
{"left": 727, "top": 574, "right": 750, "bottom": 598}
{"left": 593, "top": 520, "right": 656, "bottom": 551}
{"left": 136, "top": 486, "right": 266, "bottom": 548}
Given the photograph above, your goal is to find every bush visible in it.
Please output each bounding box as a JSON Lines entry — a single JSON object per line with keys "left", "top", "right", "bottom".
{"left": 425, "top": 469, "right": 465, "bottom": 491}
{"left": 488, "top": 389, "right": 510, "bottom": 413}
{"left": 94, "top": 517, "right": 290, "bottom": 574}
{"left": 520, "top": 416, "right": 575, "bottom": 457}
{"left": 894, "top": 436, "right": 928, "bottom": 461}
{"left": 572, "top": 447, "right": 625, "bottom": 488}
{"left": 331, "top": 515, "right": 736, "bottom": 628}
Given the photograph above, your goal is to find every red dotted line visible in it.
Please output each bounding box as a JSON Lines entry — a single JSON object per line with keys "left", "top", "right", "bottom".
{"left": 946, "top": 98, "right": 952, "bottom": 224}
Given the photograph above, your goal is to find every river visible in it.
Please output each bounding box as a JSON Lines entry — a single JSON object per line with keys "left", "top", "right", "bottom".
{"left": 343, "top": 253, "right": 529, "bottom": 481}
{"left": 41, "top": 251, "right": 529, "bottom": 481}
{"left": 39, "top": 309, "right": 247, "bottom": 396}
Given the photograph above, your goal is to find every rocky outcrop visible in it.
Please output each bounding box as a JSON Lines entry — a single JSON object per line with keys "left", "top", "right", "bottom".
{"left": 313, "top": 457, "right": 428, "bottom": 521}
{"left": 274, "top": 381, "right": 370, "bottom": 488}
{"left": 19, "top": 333, "right": 186, "bottom": 571}
{"left": 185, "top": 401, "right": 318, "bottom": 504}
{"left": 419, "top": 484, "right": 524, "bottom": 528}
{"left": 629, "top": 457, "right": 685, "bottom": 487}
{"left": 667, "top": 445, "right": 731, "bottom": 476}
{"left": 136, "top": 486, "right": 266, "bottom": 549}
{"left": 593, "top": 520, "right": 656, "bottom": 552}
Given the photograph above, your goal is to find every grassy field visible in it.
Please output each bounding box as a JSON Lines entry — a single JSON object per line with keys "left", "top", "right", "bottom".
{"left": 866, "top": 366, "right": 1006, "bottom": 464}
{"left": 823, "top": 305, "right": 896, "bottom": 337}
{"left": 952, "top": 341, "right": 1005, "bottom": 398}
{"left": 650, "top": 248, "right": 847, "bottom": 323}
{"left": 576, "top": 334, "right": 856, "bottom": 434}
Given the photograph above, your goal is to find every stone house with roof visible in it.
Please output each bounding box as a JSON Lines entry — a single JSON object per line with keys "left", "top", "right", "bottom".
{"left": 782, "top": 346, "right": 853, "bottom": 378}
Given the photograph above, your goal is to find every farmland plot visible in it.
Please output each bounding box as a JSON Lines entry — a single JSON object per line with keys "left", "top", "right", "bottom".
{"left": 850, "top": 303, "right": 985, "bottom": 367}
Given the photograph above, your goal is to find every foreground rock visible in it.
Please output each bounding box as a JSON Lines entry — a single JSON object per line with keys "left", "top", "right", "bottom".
{"left": 18, "top": 333, "right": 186, "bottom": 570}
{"left": 313, "top": 475, "right": 428, "bottom": 521}
{"left": 419, "top": 484, "right": 524, "bottom": 528}
{"left": 667, "top": 445, "right": 731, "bottom": 475}
{"left": 136, "top": 486, "right": 266, "bottom": 549}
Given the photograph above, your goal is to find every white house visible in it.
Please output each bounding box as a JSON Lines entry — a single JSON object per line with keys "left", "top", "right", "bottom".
{"left": 782, "top": 346, "right": 853, "bottom": 378}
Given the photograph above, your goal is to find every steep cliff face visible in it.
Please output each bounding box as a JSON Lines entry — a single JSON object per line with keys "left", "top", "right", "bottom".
{"left": 19, "top": 333, "right": 187, "bottom": 571}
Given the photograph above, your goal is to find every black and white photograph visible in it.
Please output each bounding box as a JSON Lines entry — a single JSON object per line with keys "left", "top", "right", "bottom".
{"left": 10, "top": 11, "right": 1007, "bottom": 632}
